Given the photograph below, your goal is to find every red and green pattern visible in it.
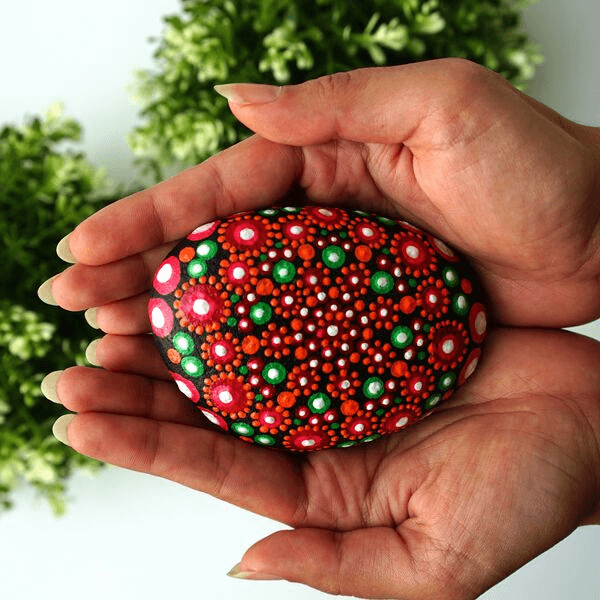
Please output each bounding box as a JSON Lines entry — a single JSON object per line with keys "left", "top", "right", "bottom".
{"left": 149, "top": 205, "right": 488, "bottom": 451}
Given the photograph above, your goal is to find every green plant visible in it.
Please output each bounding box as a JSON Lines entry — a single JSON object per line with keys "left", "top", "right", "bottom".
{"left": 129, "top": 0, "right": 543, "bottom": 181}
{"left": 0, "top": 104, "right": 130, "bottom": 513}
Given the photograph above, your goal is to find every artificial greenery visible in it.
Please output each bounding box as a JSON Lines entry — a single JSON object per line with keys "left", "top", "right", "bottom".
{"left": 1, "top": 0, "right": 541, "bottom": 513}
{"left": 128, "top": 0, "right": 543, "bottom": 180}
{"left": 0, "top": 104, "right": 129, "bottom": 513}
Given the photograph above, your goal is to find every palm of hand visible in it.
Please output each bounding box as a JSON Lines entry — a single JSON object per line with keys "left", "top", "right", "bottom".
{"left": 61, "top": 328, "right": 600, "bottom": 599}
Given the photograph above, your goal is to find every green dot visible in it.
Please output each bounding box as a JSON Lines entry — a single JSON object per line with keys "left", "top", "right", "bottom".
{"left": 273, "top": 260, "right": 296, "bottom": 283}
{"left": 255, "top": 434, "right": 276, "bottom": 446}
{"left": 275, "top": 241, "right": 284, "bottom": 248}
{"left": 187, "top": 258, "right": 207, "bottom": 278}
{"left": 259, "top": 208, "right": 279, "bottom": 216}
{"left": 423, "top": 324, "right": 431, "bottom": 332}
{"left": 230, "top": 294, "right": 240, "bottom": 302}
{"left": 282, "top": 206, "right": 300, "bottom": 213}
{"left": 181, "top": 356, "right": 204, "bottom": 378}
{"left": 382, "top": 248, "right": 390, "bottom": 255}
{"left": 250, "top": 302, "right": 272, "bottom": 324}
{"left": 438, "top": 372, "right": 456, "bottom": 392}
{"left": 330, "top": 422, "right": 340, "bottom": 430}
{"left": 322, "top": 245, "right": 346, "bottom": 268}
{"left": 364, "top": 377, "right": 384, "bottom": 399}
{"left": 453, "top": 294, "right": 469, "bottom": 316}
{"left": 336, "top": 440, "right": 357, "bottom": 448}
{"left": 360, "top": 434, "right": 381, "bottom": 444}
{"left": 196, "top": 240, "right": 217, "bottom": 260}
{"left": 254, "top": 394, "right": 264, "bottom": 402}
{"left": 339, "top": 231, "right": 348, "bottom": 238}
{"left": 376, "top": 408, "right": 385, "bottom": 417}
{"left": 426, "top": 394, "right": 442, "bottom": 410}
{"left": 263, "top": 362, "right": 286, "bottom": 385}
{"left": 308, "top": 392, "right": 331, "bottom": 414}
{"left": 232, "top": 422, "right": 254, "bottom": 436}
{"left": 391, "top": 326, "right": 413, "bottom": 349}
{"left": 227, "top": 317, "right": 237, "bottom": 327}
{"left": 260, "top": 253, "right": 267, "bottom": 261}
{"left": 443, "top": 267, "right": 459, "bottom": 288}
{"left": 409, "top": 278, "right": 418, "bottom": 288}
{"left": 371, "top": 271, "right": 394, "bottom": 294}
{"left": 173, "top": 332, "right": 194, "bottom": 355}
{"left": 418, "top": 351, "right": 427, "bottom": 360}
{"left": 321, "top": 228, "right": 328, "bottom": 236}
{"left": 293, "top": 418, "right": 302, "bottom": 426}
{"left": 239, "top": 365, "right": 249, "bottom": 375}
{"left": 377, "top": 216, "right": 395, "bottom": 225}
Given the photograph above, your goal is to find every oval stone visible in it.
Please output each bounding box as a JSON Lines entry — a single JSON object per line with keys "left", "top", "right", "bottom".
{"left": 149, "top": 205, "right": 488, "bottom": 451}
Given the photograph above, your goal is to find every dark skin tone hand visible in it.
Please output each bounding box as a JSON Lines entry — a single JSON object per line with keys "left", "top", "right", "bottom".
{"left": 46, "top": 60, "right": 600, "bottom": 598}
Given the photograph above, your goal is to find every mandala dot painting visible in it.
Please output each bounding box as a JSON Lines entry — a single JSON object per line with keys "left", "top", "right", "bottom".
{"left": 149, "top": 205, "right": 489, "bottom": 451}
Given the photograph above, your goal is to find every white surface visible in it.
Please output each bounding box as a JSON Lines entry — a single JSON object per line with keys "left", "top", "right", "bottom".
{"left": 1, "top": 1, "right": 599, "bottom": 599}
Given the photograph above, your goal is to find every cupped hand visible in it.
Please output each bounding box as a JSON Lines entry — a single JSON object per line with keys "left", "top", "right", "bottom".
{"left": 52, "top": 328, "right": 600, "bottom": 599}
{"left": 52, "top": 59, "right": 600, "bottom": 328}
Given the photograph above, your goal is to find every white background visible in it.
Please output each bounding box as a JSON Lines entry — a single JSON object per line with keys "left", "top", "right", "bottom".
{"left": 1, "top": 1, "right": 599, "bottom": 598}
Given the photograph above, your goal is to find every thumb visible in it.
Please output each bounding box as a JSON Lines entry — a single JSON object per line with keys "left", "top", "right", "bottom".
{"left": 231, "top": 526, "right": 462, "bottom": 599}
{"left": 215, "top": 59, "right": 494, "bottom": 148}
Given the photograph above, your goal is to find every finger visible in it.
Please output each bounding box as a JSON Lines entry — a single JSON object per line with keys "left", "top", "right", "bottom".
{"left": 238, "top": 526, "right": 463, "bottom": 600}
{"left": 53, "top": 244, "right": 172, "bottom": 312}
{"left": 90, "top": 334, "right": 170, "bottom": 380}
{"left": 65, "top": 412, "right": 305, "bottom": 524}
{"left": 56, "top": 366, "right": 196, "bottom": 424}
{"left": 92, "top": 293, "right": 151, "bottom": 335}
{"left": 67, "top": 135, "right": 301, "bottom": 266}
{"left": 225, "top": 59, "right": 504, "bottom": 149}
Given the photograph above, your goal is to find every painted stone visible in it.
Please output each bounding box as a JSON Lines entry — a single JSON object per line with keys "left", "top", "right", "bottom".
{"left": 149, "top": 205, "right": 488, "bottom": 451}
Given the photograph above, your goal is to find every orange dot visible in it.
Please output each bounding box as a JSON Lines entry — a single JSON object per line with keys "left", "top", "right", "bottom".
{"left": 277, "top": 391, "right": 296, "bottom": 408}
{"left": 341, "top": 400, "right": 359, "bottom": 416}
{"left": 391, "top": 361, "right": 408, "bottom": 377}
{"left": 298, "top": 244, "right": 315, "bottom": 260}
{"left": 242, "top": 336, "right": 260, "bottom": 354}
{"left": 256, "top": 278, "right": 274, "bottom": 295}
{"left": 328, "top": 287, "right": 340, "bottom": 299}
{"left": 350, "top": 352, "right": 360, "bottom": 363}
{"left": 355, "top": 245, "right": 372, "bottom": 262}
{"left": 295, "top": 347, "right": 308, "bottom": 360}
{"left": 167, "top": 348, "right": 181, "bottom": 364}
{"left": 291, "top": 318, "right": 303, "bottom": 331}
{"left": 178, "top": 247, "right": 195, "bottom": 263}
{"left": 362, "top": 328, "right": 373, "bottom": 340}
{"left": 399, "top": 296, "right": 417, "bottom": 314}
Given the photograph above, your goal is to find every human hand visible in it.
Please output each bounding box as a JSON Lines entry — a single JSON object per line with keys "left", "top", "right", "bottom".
{"left": 49, "top": 328, "right": 600, "bottom": 599}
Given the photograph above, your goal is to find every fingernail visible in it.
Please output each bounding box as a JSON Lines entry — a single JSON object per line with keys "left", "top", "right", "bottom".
{"left": 56, "top": 234, "right": 76, "bottom": 263}
{"left": 52, "top": 414, "right": 75, "bottom": 446}
{"left": 37, "top": 275, "right": 59, "bottom": 306}
{"left": 85, "top": 339, "right": 101, "bottom": 366}
{"left": 214, "top": 83, "right": 282, "bottom": 105}
{"left": 85, "top": 307, "right": 99, "bottom": 329}
{"left": 41, "top": 370, "right": 64, "bottom": 403}
{"left": 227, "top": 563, "right": 283, "bottom": 581}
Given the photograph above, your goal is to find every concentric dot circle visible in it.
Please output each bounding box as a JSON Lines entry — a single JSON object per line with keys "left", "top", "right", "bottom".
{"left": 150, "top": 204, "right": 488, "bottom": 452}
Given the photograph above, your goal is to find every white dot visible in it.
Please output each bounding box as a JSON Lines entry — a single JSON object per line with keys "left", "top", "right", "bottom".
{"left": 319, "top": 209, "right": 333, "bottom": 217}
{"left": 300, "top": 377, "right": 308, "bottom": 386}
{"left": 406, "top": 245, "right": 420, "bottom": 259}
{"left": 193, "top": 299, "right": 210, "bottom": 316}
{"left": 340, "top": 380, "right": 350, "bottom": 390}
{"left": 457, "top": 296, "right": 467, "bottom": 309}
{"left": 329, "top": 252, "right": 340, "bottom": 262}
{"left": 192, "top": 221, "right": 215, "bottom": 234}
{"left": 151, "top": 307, "right": 165, "bottom": 329}
{"left": 414, "top": 381, "right": 423, "bottom": 392}
{"left": 254, "top": 308, "right": 264, "bottom": 318}
{"left": 354, "top": 423, "right": 365, "bottom": 433}
{"left": 428, "top": 293, "right": 438, "bottom": 304}
{"left": 341, "top": 343, "right": 350, "bottom": 352}
{"left": 368, "top": 381, "right": 382, "bottom": 395}
{"left": 374, "top": 353, "right": 383, "bottom": 362}
{"left": 247, "top": 293, "right": 256, "bottom": 302}
{"left": 464, "top": 357, "right": 479, "bottom": 380}
{"left": 233, "top": 266, "right": 245, "bottom": 280}
{"left": 396, "top": 416, "right": 409, "bottom": 428}
{"left": 156, "top": 263, "right": 173, "bottom": 283}
{"left": 197, "top": 244, "right": 211, "bottom": 256}
{"left": 268, "top": 368, "right": 279, "bottom": 380}
{"left": 362, "top": 227, "right": 374, "bottom": 237}
{"left": 214, "top": 344, "right": 227, "bottom": 357}
{"left": 284, "top": 249, "right": 293, "bottom": 258}
{"left": 290, "top": 225, "right": 303, "bottom": 235}
{"left": 475, "top": 311, "right": 487, "bottom": 335}
{"left": 202, "top": 410, "right": 220, "bottom": 425}
{"left": 175, "top": 379, "right": 193, "bottom": 399}
{"left": 317, "top": 292, "right": 327, "bottom": 301}
{"left": 442, "top": 339, "right": 455, "bottom": 354}
{"left": 265, "top": 415, "right": 276, "bottom": 425}
{"left": 309, "top": 359, "right": 319, "bottom": 368}
{"left": 327, "top": 325, "right": 339, "bottom": 336}
{"left": 218, "top": 390, "right": 233, "bottom": 404}
{"left": 312, "top": 397, "right": 326, "bottom": 410}
{"left": 302, "top": 439, "right": 316, "bottom": 448}
{"left": 240, "top": 227, "right": 255, "bottom": 241}
{"left": 300, "top": 307, "right": 309, "bottom": 317}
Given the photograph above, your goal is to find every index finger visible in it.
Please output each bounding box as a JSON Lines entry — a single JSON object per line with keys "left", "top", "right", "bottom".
{"left": 68, "top": 135, "right": 301, "bottom": 266}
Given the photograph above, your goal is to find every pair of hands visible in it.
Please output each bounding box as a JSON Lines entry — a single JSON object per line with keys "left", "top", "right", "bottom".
{"left": 46, "top": 59, "right": 600, "bottom": 599}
